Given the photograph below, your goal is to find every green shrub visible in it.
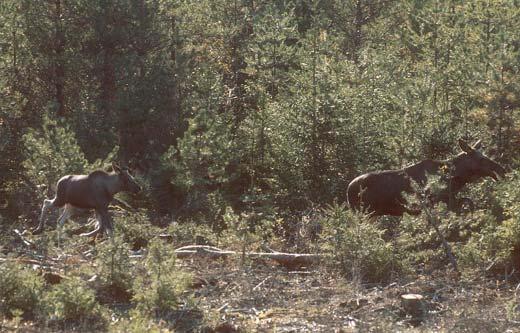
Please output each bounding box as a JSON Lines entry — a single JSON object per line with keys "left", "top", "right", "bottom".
{"left": 43, "top": 277, "right": 106, "bottom": 328}
{"left": 319, "top": 203, "right": 407, "bottom": 283}
{"left": 211, "top": 206, "right": 282, "bottom": 254}
{"left": 167, "top": 221, "right": 219, "bottom": 246}
{"left": 0, "top": 262, "right": 44, "bottom": 319}
{"left": 95, "top": 236, "right": 134, "bottom": 303}
{"left": 109, "top": 309, "right": 169, "bottom": 333}
{"left": 456, "top": 170, "right": 520, "bottom": 273}
{"left": 22, "top": 114, "right": 89, "bottom": 191}
{"left": 114, "top": 210, "right": 159, "bottom": 251}
{"left": 133, "top": 239, "right": 191, "bottom": 317}
{"left": 22, "top": 113, "right": 118, "bottom": 213}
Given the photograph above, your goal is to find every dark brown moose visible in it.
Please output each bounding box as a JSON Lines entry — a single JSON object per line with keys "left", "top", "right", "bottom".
{"left": 33, "top": 162, "right": 141, "bottom": 237}
{"left": 347, "top": 139, "right": 506, "bottom": 216}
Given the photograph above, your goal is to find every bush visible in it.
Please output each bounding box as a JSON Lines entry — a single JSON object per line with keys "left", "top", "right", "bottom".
{"left": 43, "top": 277, "right": 106, "bottom": 328}
{"left": 0, "top": 262, "right": 44, "bottom": 319}
{"left": 109, "top": 309, "right": 170, "bottom": 333}
{"left": 115, "top": 210, "right": 159, "bottom": 251}
{"left": 319, "top": 203, "right": 407, "bottom": 283}
{"left": 22, "top": 114, "right": 89, "bottom": 192}
{"left": 133, "top": 239, "right": 191, "bottom": 317}
{"left": 167, "top": 221, "right": 219, "bottom": 247}
{"left": 95, "top": 236, "right": 134, "bottom": 303}
{"left": 456, "top": 170, "right": 520, "bottom": 274}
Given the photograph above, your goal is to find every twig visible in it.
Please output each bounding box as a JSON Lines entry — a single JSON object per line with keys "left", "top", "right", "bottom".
{"left": 174, "top": 245, "right": 324, "bottom": 268}
{"left": 217, "top": 303, "right": 229, "bottom": 312}
{"left": 252, "top": 276, "right": 271, "bottom": 291}
{"left": 13, "top": 229, "right": 35, "bottom": 248}
{"left": 420, "top": 200, "right": 459, "bottom": 274}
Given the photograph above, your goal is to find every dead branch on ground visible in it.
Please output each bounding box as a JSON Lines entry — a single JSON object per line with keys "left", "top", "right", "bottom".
{"left": 174, "top": 245, "right": 325, "bottom": 268}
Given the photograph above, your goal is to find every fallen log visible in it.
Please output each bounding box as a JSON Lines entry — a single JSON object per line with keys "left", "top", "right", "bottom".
{"left": 174, "top": 245, "right": 324, "bottom": 268}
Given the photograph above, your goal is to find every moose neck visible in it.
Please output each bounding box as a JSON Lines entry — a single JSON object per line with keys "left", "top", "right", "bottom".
{"left": 105, "top": 172, "right": 123, "bottom": 197}
{"left": 404, "top": 159, "right": 446, "bottom": 185}
{"left": 431, "top": 155, "right": 471, "bottom": 206}
{"left": 445, "top": 154, "right": 475, "bottom": 193}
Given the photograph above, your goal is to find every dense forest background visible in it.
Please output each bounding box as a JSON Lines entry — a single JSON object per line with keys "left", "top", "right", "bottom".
{"left": 1, "top": 0, "right": 519, "bottom": 222}
{"left": 1, "top": 1, "right": 520, "bottom": 331}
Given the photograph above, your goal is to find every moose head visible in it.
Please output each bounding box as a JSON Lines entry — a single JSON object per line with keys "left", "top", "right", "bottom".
{"left": 112, "top": 162, "right": 141, "bottom": 194}
{"left": 450, "top": 139, "right": 506, "bottom": 185}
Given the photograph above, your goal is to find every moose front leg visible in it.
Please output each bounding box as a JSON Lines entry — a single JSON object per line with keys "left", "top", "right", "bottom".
{"left": 99, "top": 209, "right": 114, "bottom": 237}
{"left": 80, "top": 208, "right": 112, "bottom": 238}
{"left": 80, "top": 210, "right": 104, "bottom": 238}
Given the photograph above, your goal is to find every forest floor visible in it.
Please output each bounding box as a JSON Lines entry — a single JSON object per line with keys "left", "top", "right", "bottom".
{"left": 3, "top": 226, "right": 520, "bottom": 332}
{"left": 179, "top": 259, "right": 520, "bottom": 332}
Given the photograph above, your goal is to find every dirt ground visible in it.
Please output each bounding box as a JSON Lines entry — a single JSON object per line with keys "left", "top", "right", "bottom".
{"left": 3, "top": 229, "right": 520, "bottom": 332}
{"left": 180, "top": 258, "right": 520, "bottom": 332}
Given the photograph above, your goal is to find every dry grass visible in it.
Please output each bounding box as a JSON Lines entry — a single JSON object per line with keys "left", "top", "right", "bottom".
{"left": 180, "top": 259, "right": 520, "bottom": 332}
{"left": 2, "top": 222, "right": 520, "bottom": 332}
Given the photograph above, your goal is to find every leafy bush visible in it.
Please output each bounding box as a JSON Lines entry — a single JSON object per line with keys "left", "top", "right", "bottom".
{"left": 319, "top": 203, "right": 407, "bottom": 283}
{"left": 458, "top": 170, "right": 520, "bottom": 273}
{"left": 95, "top": 236, "right": 134, "bottom": 303}
{"left": 43, "top": 277, "right": 106, "bottom": 328}
{"left": 22, "top": 113, "right": 118, "bottom": 209}
{"left": 22, "top": 114, "right": 89, "bottom": 191}
{"left": 166, "top": 221, "right": 219, "bottom": 247}
{"left": 0, "top": 262, "right": 44, "bottom": 319}
{"left": 109, "top": 309, "right": 170, "bottom": 333}
{"left": 133, "top": 239, "right": 191, "bottom": 317}
{"left": 114, "top": 210, "right": 159, "bottom": 251}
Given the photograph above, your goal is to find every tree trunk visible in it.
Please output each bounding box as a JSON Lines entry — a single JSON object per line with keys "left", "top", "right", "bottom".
{"left": 54, "top": 0, "right": 66, "bottom": 117}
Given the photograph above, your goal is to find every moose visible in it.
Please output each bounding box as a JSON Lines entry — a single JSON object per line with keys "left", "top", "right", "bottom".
{"left": 347, "top": 139, "right": 506, "bottom": 216}
{"left": 33, "top": 162, "right": 141, "bottom": 237}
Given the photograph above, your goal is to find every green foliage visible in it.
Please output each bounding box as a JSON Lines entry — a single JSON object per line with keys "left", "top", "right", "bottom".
{"left": 109, "top": 309, "right": 170, "bottom": 333}
{"left": 43, "top": 277, "right": 106, "bottom": 328}
{"left": 3, "top": 0, "right": 518, "bottom": 224}
{"left": 319, "top": 203, "right": 407, "bottom": 283}
{"left": 1, "top": 0, "right": 520, "bottom": 330}
{"left": 0, "top": 262, "right": 44, "bottom": 319}
{"left": 22, "top": 113, "right": 118, "bottom": 192}
{"left": 114, "top": 210, "right": 159, "bottom": 251}
{"left": 22, "top": 114, "right": 89, "bottom": 190}
{"left": 95, "top": 236, "right": 134, "bottom": 302}
{"left": 459, "top": 170, "right": 520, "bottom": 272}
{"left": 167, "top": 221, "right": 219, "bottom": 247}
{"left": 133, "top": 239, "right": 191, "bottom": 317}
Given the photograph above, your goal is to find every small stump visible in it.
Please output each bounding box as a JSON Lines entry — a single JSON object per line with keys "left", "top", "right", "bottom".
{"left": 401, "top": 294, "right": 425, "bottom": 318}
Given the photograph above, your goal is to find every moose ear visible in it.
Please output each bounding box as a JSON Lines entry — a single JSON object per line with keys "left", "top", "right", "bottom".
{"left": 472, "top": 139, "right": 482, "bottom": 150}
{"left": 112, "top": 162, "right": 122, "bottom": 173}
{"left": 458, "top": 139, "right": 474, "bottom": 153}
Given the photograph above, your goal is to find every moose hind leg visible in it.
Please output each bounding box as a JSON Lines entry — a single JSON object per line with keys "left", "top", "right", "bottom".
{"left": 57, "top": 204, "right": 74, "bottom": 228}
{"left": 56, "top": 205, "right": 74, "bottom": 247}
{"left": 33, "top": 198, "right": 55, "bottom": 234}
